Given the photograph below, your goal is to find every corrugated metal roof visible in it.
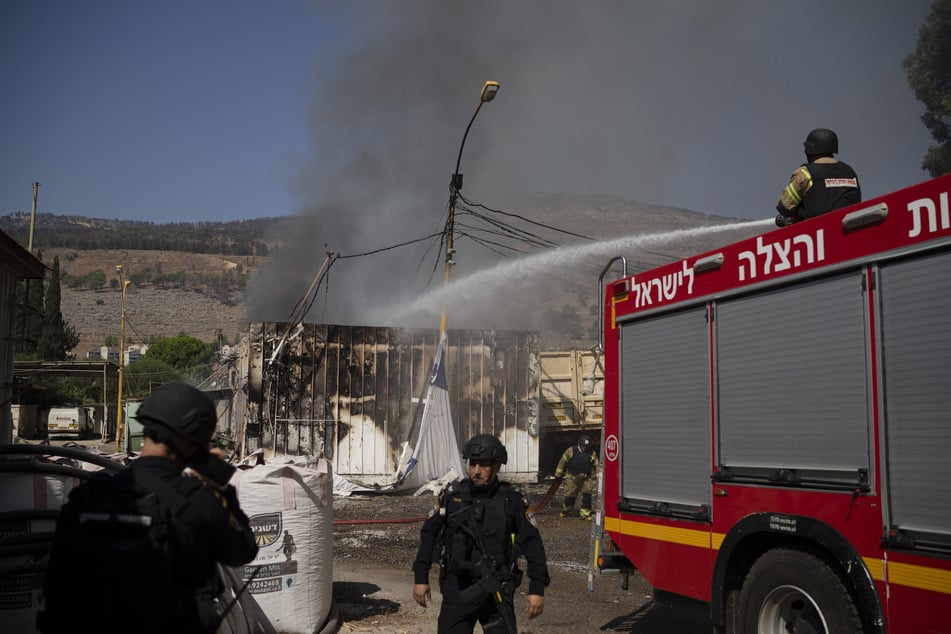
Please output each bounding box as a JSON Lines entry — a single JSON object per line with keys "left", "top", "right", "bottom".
{"left": 0, "top": 229, "right": 46, "bottom": 278}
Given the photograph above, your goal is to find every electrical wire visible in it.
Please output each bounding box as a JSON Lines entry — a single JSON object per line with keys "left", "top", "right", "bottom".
{"left": 458, "top": 193, "right": 596, "bottom": 241}
{"left": 335, "top": 231, "right": 444, "bottom": 259}
{"left": 122, "top": 316, "right": 149, "bottom": 346}
{"left": 456, "top": 209, "right": 559, "bottom": 250}
{"left": 456, "top": 231, "right": 531, "bottom": 257}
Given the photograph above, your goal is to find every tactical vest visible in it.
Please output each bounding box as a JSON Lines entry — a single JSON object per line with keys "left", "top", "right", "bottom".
{"left": 39, "top": 465, "right": 214, "bottom": 633}
{"left": 442, "top": 483, "right": 515, "bottom": 580}
{"left": 799, "top": 161, "right": 860, "bottom": 220}
{"left": 566, "top": 447, "right": 594, "bottom": 476}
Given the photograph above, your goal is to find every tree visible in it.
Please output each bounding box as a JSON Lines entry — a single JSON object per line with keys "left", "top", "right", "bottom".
{"left": 15, "top": 274, "right": 45, "bottom": 357}
{"left": 83, "top": 269, "right": 107, "bottom": 289}
{"left": 904, "top": 0, "right": 951, "bottom": 177}
{"left": 146, "top": 334, "right": 214, "bottom": 371}
{"left": 36, "top": 256, "right": 80, "bottom": 361}
{"left": 122, "top": 358, "right": 182, "bottom": 398}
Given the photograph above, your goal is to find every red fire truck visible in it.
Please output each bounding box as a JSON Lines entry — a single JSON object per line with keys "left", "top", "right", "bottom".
{"left": 594, "top": 173, "right": 951, "bottom": 633}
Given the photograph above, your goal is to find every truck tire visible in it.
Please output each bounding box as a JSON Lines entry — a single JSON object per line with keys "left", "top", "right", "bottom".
{"left": 737, "top": 547, "right": 863, "bottom": 634}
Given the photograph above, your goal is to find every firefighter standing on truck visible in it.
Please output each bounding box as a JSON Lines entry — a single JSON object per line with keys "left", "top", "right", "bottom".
{"left": 775, "top": 127, "right": 861, "bottom": 227}
{"left": 412, "top": 433, "right": 550, "bottom": 633}
{"left": 555, "top": 434, "right": 599, "bottom": 520}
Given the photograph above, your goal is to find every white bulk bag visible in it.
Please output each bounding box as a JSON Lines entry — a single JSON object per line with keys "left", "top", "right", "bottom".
{"left": 231, "top": 459, "right": 333, "bottom": 634}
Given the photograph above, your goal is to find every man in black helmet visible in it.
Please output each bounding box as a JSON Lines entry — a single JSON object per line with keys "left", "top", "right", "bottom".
{"left": 554, "top": 434, "right": 600, "bottom": 520}
{"left": 38, "top": 382, "right": 258, "bottom": 634}
{"left": 412, "top": 433, "right": 550, "bottom": 633}
{"left": 775, "top": 128, "right": 861, "bottom": 226}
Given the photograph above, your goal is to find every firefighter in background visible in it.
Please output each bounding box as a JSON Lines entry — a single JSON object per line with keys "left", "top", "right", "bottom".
{"left": 555, "top": 435, "right": 599, "bottom": 520}
{"left": 775, "top": 127, "right": 861, "bottom": 227}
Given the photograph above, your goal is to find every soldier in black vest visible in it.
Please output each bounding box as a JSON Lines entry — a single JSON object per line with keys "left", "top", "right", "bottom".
{"left": 555, "top": 435, "right": 600, "bottom": 520}
{"left": 412, "top": 433, "right": 550, "bottom": 633}
{"left": 38, "top": 382, "right": 258, "bottom": 634}
{"left": 776, "top": 128, "right": 861, "bottom": 227}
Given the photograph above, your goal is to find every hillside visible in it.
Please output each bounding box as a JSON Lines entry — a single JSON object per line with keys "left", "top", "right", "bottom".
{"left": 0, "top": 212, "right": 280, "bottom": 255}
{"left": 50, "top": 249, "right": 263, "bottom": 355}
{"left": 5, "top": 197, "right": 769, "bottom": 354}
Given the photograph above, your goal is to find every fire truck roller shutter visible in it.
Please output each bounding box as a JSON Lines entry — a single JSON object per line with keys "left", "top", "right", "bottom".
{"left": 716, "top": 271, "right": 870, "bottom": 484}
{"left": 619, "top": 306, "right": 711, "bottom": 513}
{"left": 878, "top": 249, "right": 951, "bottom": 546}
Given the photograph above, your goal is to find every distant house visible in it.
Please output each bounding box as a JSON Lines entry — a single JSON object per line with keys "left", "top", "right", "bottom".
{"left": 87, "top": 345, "right": 119, "bottom": 362}
{"left": 86, "top": 343, "right": 149, "bottom": 366}
{"left": 0, "top": 229, "right": 46, "bottom": 443}
{"left": 123, "top": 344, "right": 148, "bottom": 365}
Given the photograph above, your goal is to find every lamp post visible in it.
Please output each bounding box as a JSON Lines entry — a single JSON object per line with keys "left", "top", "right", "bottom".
{"left": 439, "top": 80, "right": 500, "bottom": 336}
{"left": 115, "top": 266, "right": 131, "bottom": 452}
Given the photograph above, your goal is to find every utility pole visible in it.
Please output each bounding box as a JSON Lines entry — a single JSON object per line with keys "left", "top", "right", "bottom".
{"left": 28, "top": 182, "right": 39, "bottom": 254}
{"left": 115, "top": 266, "right": 131, "bottom": 452}
{"left": 438, "top": 81, "right": 500, "bottom": 336}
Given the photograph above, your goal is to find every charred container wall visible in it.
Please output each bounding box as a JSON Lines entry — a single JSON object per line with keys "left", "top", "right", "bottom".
{"left": 243, "top": 323, "right": 541, "bottom": 484}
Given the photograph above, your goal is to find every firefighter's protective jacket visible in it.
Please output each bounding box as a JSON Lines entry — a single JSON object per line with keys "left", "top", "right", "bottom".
{"left": 555, "top": 445, "right": 599, "bottom": 478}
{"left": 776, "top": 157, "right": 861, "bottom": 222}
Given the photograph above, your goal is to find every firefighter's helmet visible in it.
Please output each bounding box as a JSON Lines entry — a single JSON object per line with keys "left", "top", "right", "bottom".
{"left": 463, "top": 434, "right": 508, "bottom": 464}
{"left": 803, "top": 128, "right": 838, "bottom": 156}
{"left": 135, "top": 382, "right": 217, "bottom": 446}
{"left": 579, "top": 435, "right": 592, "bottom": 450}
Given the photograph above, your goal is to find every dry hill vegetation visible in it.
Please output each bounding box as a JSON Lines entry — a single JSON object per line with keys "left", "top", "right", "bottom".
{"left": 2, "top": 198, "right": 767, "bottom": 355}
{"left": 51, "top": 249, "right": 265, "bottom": 355}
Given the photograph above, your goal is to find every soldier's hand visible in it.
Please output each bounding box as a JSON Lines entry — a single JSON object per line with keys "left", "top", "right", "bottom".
{"left": 413, "top": 583, "right": 431, "bottom": 607}
{"left": 525, "top": 594, "right": 544, "bottom": 619}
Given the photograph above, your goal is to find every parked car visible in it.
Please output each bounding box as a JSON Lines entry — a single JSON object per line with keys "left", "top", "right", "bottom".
{"left": 47, "top": 407, "right": 94, "bottom": 440}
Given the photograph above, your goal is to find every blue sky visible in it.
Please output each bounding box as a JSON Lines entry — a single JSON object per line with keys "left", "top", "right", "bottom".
{"left": 1, "top": 1, "right": 937, "bottom": 227}
{"left": 2, "top": 1, "right": 335, "bottom": 222}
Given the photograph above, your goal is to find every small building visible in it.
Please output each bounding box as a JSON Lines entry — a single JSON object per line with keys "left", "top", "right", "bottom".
{"left": 0, "top": 229, "right": 46, "bottom": 443}
{"left": 123, "top": 344, "right": 148, "bottom": 365}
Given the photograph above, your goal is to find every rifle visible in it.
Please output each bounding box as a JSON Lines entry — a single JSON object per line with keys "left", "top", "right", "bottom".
{"left": 453, "top": 498, "right": 519, "bottom": 634}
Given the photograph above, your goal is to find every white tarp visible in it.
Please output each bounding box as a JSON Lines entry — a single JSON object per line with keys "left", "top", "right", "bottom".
{"left": 394, "top": 333, "right": 464, "bottom": 492}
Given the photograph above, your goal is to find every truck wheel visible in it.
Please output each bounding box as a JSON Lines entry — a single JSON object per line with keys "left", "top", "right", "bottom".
{"left": 738, "top": 547, "right": 863, "bottom": 634}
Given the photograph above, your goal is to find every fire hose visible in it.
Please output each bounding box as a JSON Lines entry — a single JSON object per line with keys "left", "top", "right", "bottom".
{"left": 532, "top": 476, "right": 564, "bottom": 513}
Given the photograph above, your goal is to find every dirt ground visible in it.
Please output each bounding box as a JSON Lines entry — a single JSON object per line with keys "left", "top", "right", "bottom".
{"left": 330, "top": 482, "right": 714, "bottom": 634}
{"left": 32, "top": 439, "right": 713, "bottom": 632}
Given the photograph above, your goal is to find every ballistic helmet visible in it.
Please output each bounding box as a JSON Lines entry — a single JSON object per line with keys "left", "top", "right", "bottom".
{"left": 135, "top": 382, "right": 217, "bottom": 446}
{"left": 803, "top": 128, "right": 838, "bottom": 156}
{"left": 463, "top": 434, "right": 508, "bottom": 465}
{"left": 579, "top": 435, "right": 592, "bottom": 450}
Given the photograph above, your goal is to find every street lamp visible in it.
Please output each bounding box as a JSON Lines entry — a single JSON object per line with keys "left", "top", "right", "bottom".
{"left": 115, "top": 265, "right": 131, "bottom": 452}
{"left": 439, "top": 80, "right": 500, "bottom": 336}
